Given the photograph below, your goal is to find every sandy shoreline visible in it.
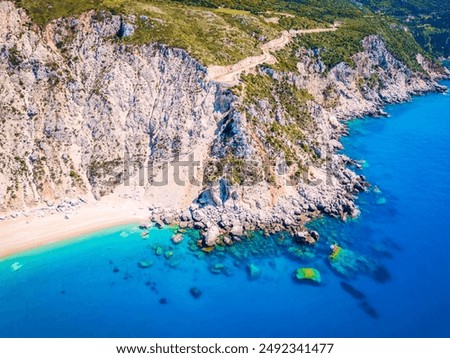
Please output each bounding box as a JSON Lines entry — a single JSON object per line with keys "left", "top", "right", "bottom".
{"left": 0, "top": 203, "right": 148, "bottom": 259}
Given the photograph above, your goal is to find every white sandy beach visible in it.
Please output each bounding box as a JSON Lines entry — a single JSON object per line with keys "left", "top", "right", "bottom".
{"left": 0, "top": 202, "right": 148, "bottom": 259}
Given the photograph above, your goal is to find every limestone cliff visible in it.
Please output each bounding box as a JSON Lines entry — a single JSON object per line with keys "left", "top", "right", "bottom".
{"left": 0, "top": 2, "right": 225, "bottom": 214}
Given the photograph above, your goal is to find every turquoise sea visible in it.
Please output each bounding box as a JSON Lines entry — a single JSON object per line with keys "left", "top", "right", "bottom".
{"left": 0, "top": 81, "right": 449, "bottom": 338}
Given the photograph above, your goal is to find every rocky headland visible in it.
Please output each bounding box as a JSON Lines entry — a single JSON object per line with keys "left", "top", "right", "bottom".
{"left": 0, "top": 1, "right": 448, "bottom": 250}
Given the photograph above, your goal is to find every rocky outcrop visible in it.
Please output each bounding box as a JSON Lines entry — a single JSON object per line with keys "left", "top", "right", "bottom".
{"left": 295, "top": 35, "right": 448, "bottom": 120}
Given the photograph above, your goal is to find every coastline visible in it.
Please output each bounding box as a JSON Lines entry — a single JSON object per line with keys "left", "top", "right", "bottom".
{"left": 1, "top": 81, "right": 447, "bottom": 260}
{"left": 0, "top": 1, "right": 448, "bottom": 261}
{"left": 0, "top": 203, "right": 147, "bottom": 259}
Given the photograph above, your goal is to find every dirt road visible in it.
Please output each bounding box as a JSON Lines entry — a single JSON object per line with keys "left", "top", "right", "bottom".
{"left": 207, "top": 25, "right": 338, "bottom": 85}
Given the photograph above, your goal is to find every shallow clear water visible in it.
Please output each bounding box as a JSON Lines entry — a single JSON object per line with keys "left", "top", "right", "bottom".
{"left": 1, "top": 82, "right": 449, "bottom": 338}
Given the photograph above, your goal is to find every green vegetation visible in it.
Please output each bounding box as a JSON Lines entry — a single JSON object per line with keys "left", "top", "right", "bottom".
{"left": 295, "top": 267, "right": 321, "bottom": 283}
{"left": 203, "top": 156, "right": 261, "bottom": 185}
{"left": 15, "top": 0, "right": 103, "bottom": 26}
{"left": 241, "top": 72, "right": 314, "bottom": 174}
{"left": 128, "top": 3, "right": 266, "bottom": 65}
{"left": 169, "top": 0, "right": 365, "bottom": 22}
{"left": 15, "top": 0, "right": 436, "bottom": 70}
{"left": 204, "top": 68, "right": 316, "bottom": 185}
{"left": 357, "top": 0, "right": 450, "bottom": 57}
{"left": 242, "top": 72, "right": 313, "bottom": 127}
{"left": 8, "top": 45, "right": 23, "bottom": 67}
{"left": 273, "top": 17, "right": 425, "bottom": 72}
{"left": 16, "top": 0, "right": 320, "bottom": 65}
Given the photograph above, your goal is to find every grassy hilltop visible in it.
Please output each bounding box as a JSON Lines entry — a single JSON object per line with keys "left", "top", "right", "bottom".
{"left": 14, "top": 0, "right": 430, "bottom": 69}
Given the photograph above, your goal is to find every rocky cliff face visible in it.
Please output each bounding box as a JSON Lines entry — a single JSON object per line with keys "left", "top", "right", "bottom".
{"left": 0, "top": 2, "right": 227, "bottom": 214}
{"left": 0, "top": 2, "right": 448, "bottom": 244}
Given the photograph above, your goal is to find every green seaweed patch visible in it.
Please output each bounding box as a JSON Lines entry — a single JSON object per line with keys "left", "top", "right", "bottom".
{"left": 328, "top": 244, "right": 373, "bottom": 278}
{"left": 329, "top": 244, "right": 342, "bottom": 261}
{"left": 294, "top": 267, "right": 321, "bottom": 283}
{"left": 164, "top": 250, "right": 174, "bottom": 259}
{"left": 287, "top": 247, "right": 316, "bottom": 261}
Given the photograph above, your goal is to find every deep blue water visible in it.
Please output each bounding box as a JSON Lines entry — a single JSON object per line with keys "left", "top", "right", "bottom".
{"left": 1, "top": 82, "right": 450, "bottom": 338}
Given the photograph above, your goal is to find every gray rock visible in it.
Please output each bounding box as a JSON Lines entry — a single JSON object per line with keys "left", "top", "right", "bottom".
{"left": 117, "top": 20, "right": 134, "bottom": 38}
{"left": 230, "top": 221, "right": 244, "bottom": 237}
{"left": 209, "top": 187, "right": 223, "bottom": 207}
{"left": 191, "top": 209, "right": 206, "bottom": 222}
{"left": 171, "top": 234, "right": 184, "bottom": 244}
{"left": 204, "top": 225, "right": 220, "bottom": 246}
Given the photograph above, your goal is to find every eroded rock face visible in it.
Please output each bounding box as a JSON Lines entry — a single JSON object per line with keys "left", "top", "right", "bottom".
{"left": 0, "top": 2, "right": 226, "bottom": 212}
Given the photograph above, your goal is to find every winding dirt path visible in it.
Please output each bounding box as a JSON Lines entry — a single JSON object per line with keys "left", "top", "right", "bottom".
{"left": 207, "top": 25, "right": 339, "bottom": 85}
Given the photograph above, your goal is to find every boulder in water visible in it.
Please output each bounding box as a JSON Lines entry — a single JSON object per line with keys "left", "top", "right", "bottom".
{"left": 189, "top": 287, "right": 202, "bottom": 299}
{"left": 293, "top": 230, "right": 318, "bottom": 245}
{"left": 204, "top": 225, "right": 221, "bottom": 246}
{"left": 171, "top": 234, "right": 184, "bottom": 245}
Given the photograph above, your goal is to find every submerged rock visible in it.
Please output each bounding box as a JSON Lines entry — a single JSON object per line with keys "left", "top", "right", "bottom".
{"left": 171, "top": 234, "right": 184, "bottom": 245}
{"left": 293, "top": 230, "right": 318, "bottom": 245}
{"left": 210, "top": 263, "right": 225, "bottom": 274}
{"left": 159, "top": 298, "right": 168, "bottom": 304}
{"left": 294, "top": 267, "right": 321, "bottom": 283}
{"left": 11, "top": 262, "right": 22, "bottom": 272}
{"left": 287, "top": 247, "right": 316, "bottom": 260}
{"left": 189, "top": 287, "right": 202, "bottom": 299}
{"left": 155, "top": 246, "right": 163, "bottom": 256}
{"left": 247, "top": 263, "right": 261, "bottom": 280}
{"left": 137, "top": 260, "right": 153, "bottom": 269}
{"left": 328, "top": 244, "right": 372, "bottom": 277}
{"left": 376, "top": 197, "right": 387, "bottom": 205}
